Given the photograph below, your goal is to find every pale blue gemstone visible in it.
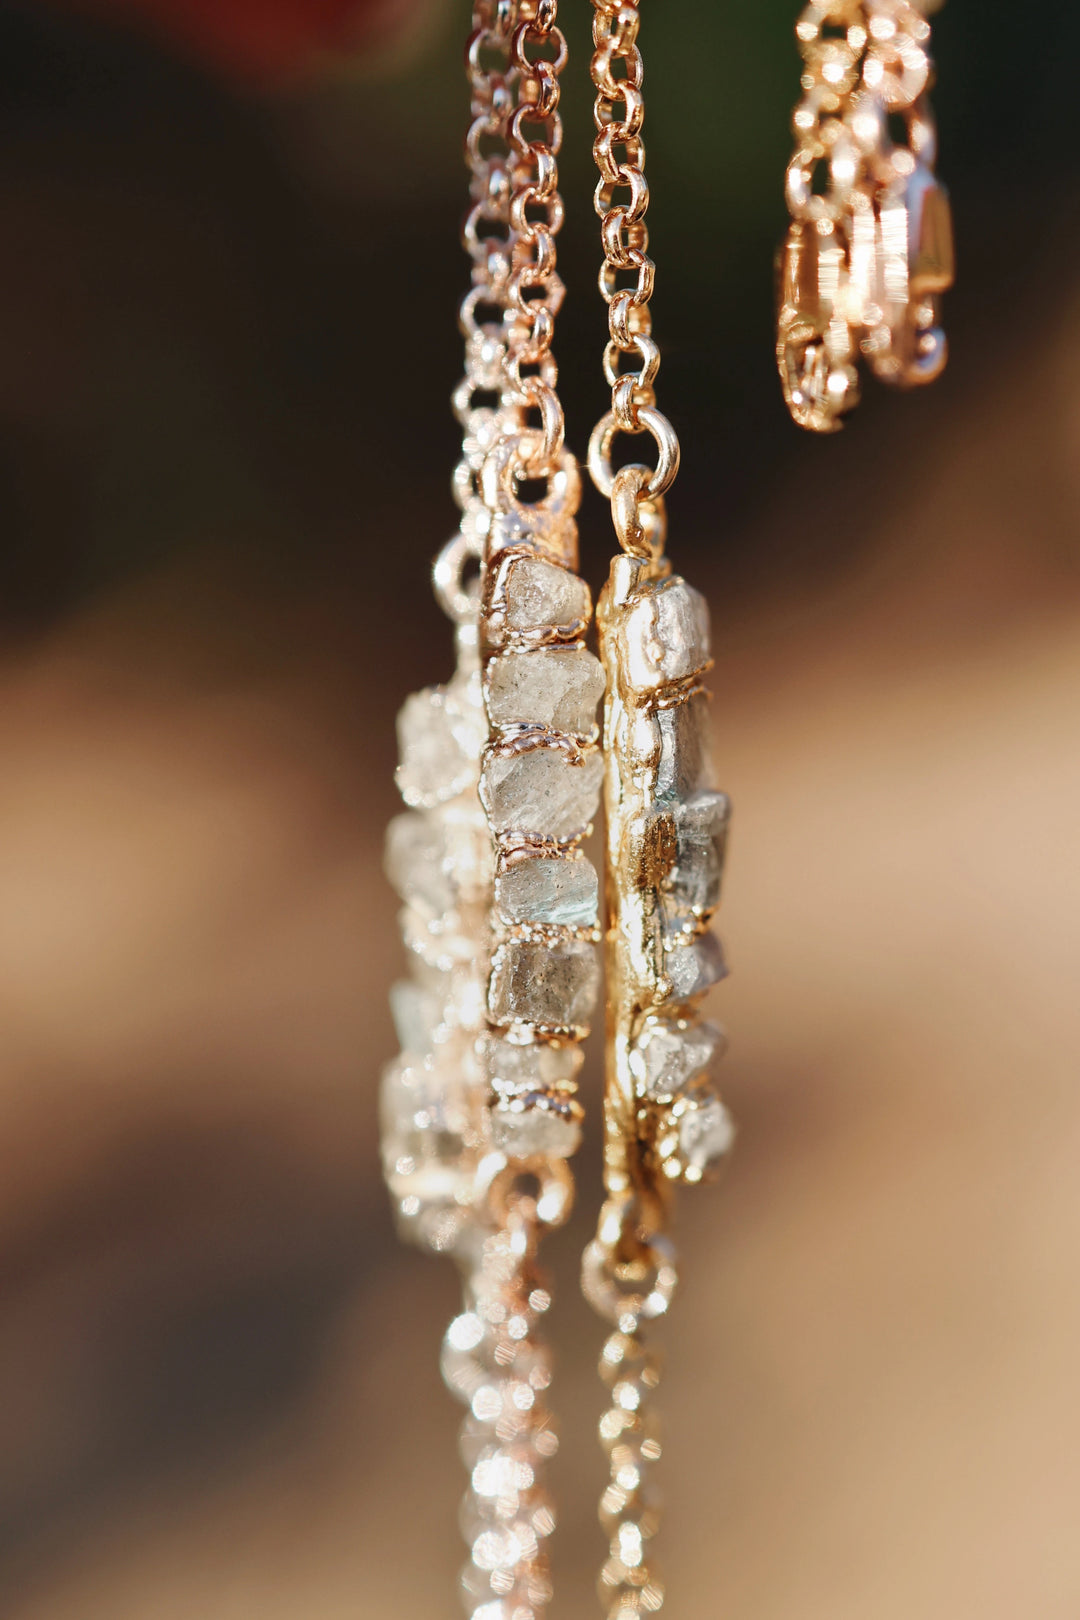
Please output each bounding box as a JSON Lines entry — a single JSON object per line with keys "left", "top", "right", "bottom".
{"left": 496, "top": 855, "right": 599, "bottom": 929}
{"left": 661, "top": 790, "right": 731, "bottom": 940}
{"left": 489, "top": 938, "right": 600, "bottom": 1030}
{"left": 663, "top": 930, "right": 728, "bottom": 1004}
{"left": 487, "top": 648, "right": 605, "bottom": 734}
{"left": 655, "top": 691, "right": 713, "bottom": 803}
{"left": 481, "top": 745, "right": 603, "bottom": 843}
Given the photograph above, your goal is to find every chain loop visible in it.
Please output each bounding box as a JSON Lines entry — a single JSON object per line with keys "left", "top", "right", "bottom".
{"left": 581, "top": 1233, "right": 678, "bottom": 1332}
{"left": 499, "top": 0, "right": 569, "bottom": 483}
{"left": 610, "top": 464, "right": 666, "bottom": 561}
{"left": 434, "top": 529, "right": 484, "bottom": 624}
{"left": 588, "top": 405, "right": 680, "bottom": 503}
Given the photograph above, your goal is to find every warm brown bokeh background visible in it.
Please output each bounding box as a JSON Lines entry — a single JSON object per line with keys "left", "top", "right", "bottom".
{"left": 0, "top": 0, "right": 1077, "bottom": 1616}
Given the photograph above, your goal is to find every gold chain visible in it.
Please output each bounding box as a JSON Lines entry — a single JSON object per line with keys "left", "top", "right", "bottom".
{"left": 587, "top": 8, "right": 680, "bottom": 1618}
{"left": 505, "top": 0, "right": 569, "bottom": 478}
{"left": 438, "top": 11, "right": 571, "bottom": 1620}
{"left": 587, "top": 0, "right": 679, "bottom": 560}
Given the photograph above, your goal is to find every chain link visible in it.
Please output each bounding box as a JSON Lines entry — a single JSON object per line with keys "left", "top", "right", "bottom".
{"left": 587, "top": 0, "right": 679, "bottom": 547}
{"left": 502, "top": 0, "right": 569, "bottom": 477}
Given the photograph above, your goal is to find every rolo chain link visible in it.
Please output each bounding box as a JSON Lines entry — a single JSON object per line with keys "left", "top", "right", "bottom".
{"left": 504, "top": 0, "right": 569, "bottom": 480}
{"left": 587, "top": 0, "right": 679, "bottom": 562}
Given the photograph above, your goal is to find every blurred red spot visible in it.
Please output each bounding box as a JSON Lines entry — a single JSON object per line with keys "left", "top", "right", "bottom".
{"left": 54, "top": 0, "right": 412, "bottom": 81}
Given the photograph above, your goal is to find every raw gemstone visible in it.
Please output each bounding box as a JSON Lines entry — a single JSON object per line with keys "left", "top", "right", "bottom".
{"left": 395, "top": 676, "right": 485, "bottom": 809}
{"left": 663, "top": 929, "right": 728, "bottom": 1004}
{"left": 655, "top": 691, "right": 713, "bottom": 802}
{"left": 675, "top": 789, "right": 730, "bottom": 859}
{"left": 385, "top": 810, "right": 455, "bottom": 914}
{"left": 622, "top": 576, "right": 711, "bottom": 693}
{"left": 629, "top": 1017, "right": 725, "bottom": 1100}
{"left": 481, "top": 745, "right": 603, "bottom": 843}
{"left": 391, "top": 957, "right": 489, "bottom": 1051}
{"left": 490, "top": 1095, "right": 583, "bottom": 1158}
{"left": 661, "top": 790, "right": 731, "bottom": 940}
{"left": 389, "top": 976, "right": 444, "bottom": 1055}
{"left": 482, "top": 1034, "right": 583, "bottom": 1095}
{"left": 379, "top": 1054, "right": 475, "bottom": 1209}
{"left": 677, "top": 1089, "right": 736, "bottom": 1181}
{"left": 401, "top": 903, "right": 481, "bottom": 972}
{"left": 489, "top": 938, "right": 600, "bottom": 1031}
{"left": 487, "top": 648, "right": 604, "bottom": 735}
{"left": 502, "top": 556, "right": 591, "bottom": 638}
{"left": 495, "top": 855, "right": 599, "bottom": 929}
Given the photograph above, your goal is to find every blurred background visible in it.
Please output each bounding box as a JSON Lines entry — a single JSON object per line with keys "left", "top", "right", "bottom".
{"left": 0, "top": 0, "right": 1077, "bottom": 1615}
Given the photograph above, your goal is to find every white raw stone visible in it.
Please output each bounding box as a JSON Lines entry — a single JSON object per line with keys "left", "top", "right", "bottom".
{"left": 487, "top": 648, "right": 604, "bottom": 734}
{"left": 489, "top": 938, "right": 600, "bottom": 1030}
{"left": 675, "top": 789, "right": 730, "bottom": 849}
{"left": 623, "top": 577, "right": 711, "bottom": 693}
{"left": 482, "top": 1035, "right": 583, "bottom": 1095}
{"left": 629, "top": 1017, "right": 725, "bottom": 1100}
{"left": 503, "top": 556, "right": 591, "bottom": 636}
{"left": 663, "top": 929, "right": 728, "bottom": 1003}
{"left": 385, "top": 811, "right": 455, "bottom": 914}
{"left": 495, "top": 856, "right": 598, "bottom": 929}
{"left": 678, "top": 1090, "right": 736, "bottom": 1179}
{"left": 391, "top": 957, "right": 489, "bottom": 1052}
{"left": 401, "top": 903, "right": 480, "bottom": 973}
{"left": 481, "top": 746, "right": 603, "bottom": 842}
{"left": 395, "top": 676, "right": 485, "bottom": 809}
{"left": 379, "top": 1054, "right": 474, "bottom": 1204}
{"left": 655, "top": 691, "right": 713, "bottom": 802}
{"left": 661, "top": 790, "right": 731, "bottom": 940}
{"left": 490, "top": 1096, "right": 582, "bottom": 1158}
{"left": 389, "top": 977, "right": 443, "bottom": 1055}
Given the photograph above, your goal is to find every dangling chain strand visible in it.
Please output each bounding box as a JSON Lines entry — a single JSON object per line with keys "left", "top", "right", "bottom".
{"left": 431, "top": 8, "right": 574, "bottom": 1620}
{"left": 587, "top": 7, "right": 674, "bottom": 1617}
{"left": 463, "top": 3, "right": 606, "bottom": 1618}
{"left": 506, "top": 0, "right": 568, "bottom": 478}
{"left": 587, "top": 0, "right": 679, "bottom": 561}
{"left": 585, "top": 6, "right": 736, "bottom": 1618}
